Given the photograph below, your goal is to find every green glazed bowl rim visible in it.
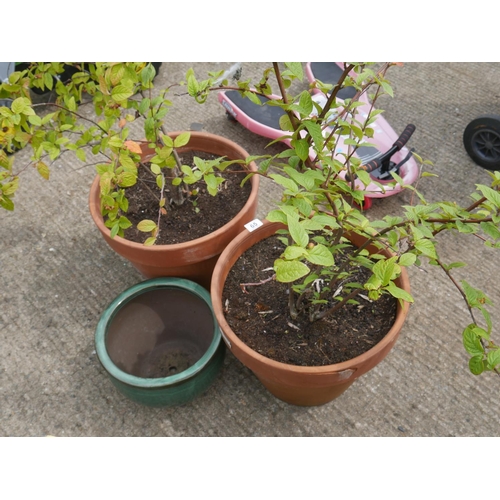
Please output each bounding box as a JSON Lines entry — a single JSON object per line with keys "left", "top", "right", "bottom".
{"left": 95, "top": 277, "right": 221, "bottom": 389}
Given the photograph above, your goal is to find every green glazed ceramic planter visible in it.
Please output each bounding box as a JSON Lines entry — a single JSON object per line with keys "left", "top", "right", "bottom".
{"left": 95, "top": 278, "right": 225, "bottom": 407}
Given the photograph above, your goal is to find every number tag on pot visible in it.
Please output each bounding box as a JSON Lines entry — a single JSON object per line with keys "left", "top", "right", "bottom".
{"left": 244, "top": 219, "right": 263, "bottom": 232}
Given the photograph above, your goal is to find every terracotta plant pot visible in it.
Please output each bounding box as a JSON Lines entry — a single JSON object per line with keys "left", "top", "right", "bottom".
{"left": 95, "top": 277, "right": 225, "bottom": 407}
{"left": 211, "top": 220, "right": 411, "bottom": 406}
{"left": 89, "top": 131, "right": 259, "bottom": 290}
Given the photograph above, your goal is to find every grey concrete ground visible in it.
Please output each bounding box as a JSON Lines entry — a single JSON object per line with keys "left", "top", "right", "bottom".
{"left": 1, "top": 62, "right": 499, "bottom": 437}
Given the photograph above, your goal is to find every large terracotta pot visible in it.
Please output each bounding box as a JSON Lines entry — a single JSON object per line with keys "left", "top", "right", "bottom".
{"left": 211, "top": 220, "right": 411, "bottom": 406}
{"left": 89, "top": 131, "right": 259, "bottom": 290}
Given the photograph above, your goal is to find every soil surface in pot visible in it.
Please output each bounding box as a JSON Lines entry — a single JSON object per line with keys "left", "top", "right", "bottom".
{"left": 223, "top": 235, "right": 398, "bottom": 366}
{"left": 133, "top": 340, "right": 204, "bottom": 378}
{"left": 123, "top": 151, "right": 252, "bottom": 245}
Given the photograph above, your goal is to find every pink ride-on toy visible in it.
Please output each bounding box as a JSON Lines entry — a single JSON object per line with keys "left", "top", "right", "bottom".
{"left": 218, "top": 62, "right": 419, "bottom": 209}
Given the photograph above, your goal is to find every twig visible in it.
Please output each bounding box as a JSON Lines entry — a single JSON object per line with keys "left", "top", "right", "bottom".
{"left": 240, "top": 275, "right": 275, "bottom": 293}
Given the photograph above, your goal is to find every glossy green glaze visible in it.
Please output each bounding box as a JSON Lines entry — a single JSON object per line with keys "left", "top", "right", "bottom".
{"left": 95, "top": 278, "right": 224, "bottom": 407}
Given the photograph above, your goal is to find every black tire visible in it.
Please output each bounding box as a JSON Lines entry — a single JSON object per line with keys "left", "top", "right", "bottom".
{"left": 463, "top": 114, "right": 500, "bottom": 170}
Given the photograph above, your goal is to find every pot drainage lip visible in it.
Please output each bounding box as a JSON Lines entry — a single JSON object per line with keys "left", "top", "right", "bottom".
{"left": 95, "top": 277, "right": 222, "bottom": 388}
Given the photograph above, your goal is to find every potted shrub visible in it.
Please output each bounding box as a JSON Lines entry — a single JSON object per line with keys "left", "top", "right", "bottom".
{"left": 207, "top": 62, "right": 500, "bottom": 406}
{"left": 0, "top": 62, "right": 259, "bottom": 289}
{"left": 94, "top": 277, "right": 225, "bottom": 407}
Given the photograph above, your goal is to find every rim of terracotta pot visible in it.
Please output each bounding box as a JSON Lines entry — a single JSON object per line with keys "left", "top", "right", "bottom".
{"left": 95, "top": 277, "right": 221, "bottom": 389}
{"left": 211, "top": 219, "right": 411, "bottom": 376}
{"left": 88, "top": 131, "right": 259, "bottom": 253}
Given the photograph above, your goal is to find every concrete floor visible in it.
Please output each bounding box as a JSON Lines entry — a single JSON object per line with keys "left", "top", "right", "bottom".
{"left": 1, "top": 62, "right": 499, "bottom": 437}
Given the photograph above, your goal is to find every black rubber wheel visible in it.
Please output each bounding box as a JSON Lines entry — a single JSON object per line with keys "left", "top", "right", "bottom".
{"left": 463, "top": 114, "right": 500, "bottom": 170}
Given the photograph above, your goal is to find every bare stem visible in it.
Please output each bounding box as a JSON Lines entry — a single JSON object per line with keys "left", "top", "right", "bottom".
{"left": 240, "top": 274, "right": 275, "bottom": 293}
{"left": 436, "top": 258, "right": 478, "bottom": 324}
{"left": 311, "top": 287, "right": 362, "bottom": 322}
{"left": 156, "top": 171, "right": 166, "bottom": 241}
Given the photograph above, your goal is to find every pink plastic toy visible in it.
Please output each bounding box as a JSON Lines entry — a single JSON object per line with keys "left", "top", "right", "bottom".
{"left": 218, "top": 62, "right": 419, "bottom": 209}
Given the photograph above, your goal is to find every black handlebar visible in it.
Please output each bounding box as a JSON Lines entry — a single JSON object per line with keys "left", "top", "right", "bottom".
{"left": 346, "top": 124, "right": 416, "bottom": 181}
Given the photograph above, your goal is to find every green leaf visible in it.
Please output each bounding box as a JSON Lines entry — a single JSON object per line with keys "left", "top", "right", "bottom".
{"left": 470, "top": 325, "right": 490, "bottom": 340}
{"left": 303, "top": 121, "right": 324, "bottom": 150}
{"left": 481, "top": 221, "right": 500, "bottom": 240}
{"left": 298, "top": 91, "right": 313, "bottom": 116}
{"left": 96, "top": 163, "right": 113, "bottom": 175}
{"left": 36, "top": 161, "right": 50, "bottom": 180}
{"left": 118, "top": 216, "right": 132, "bottom": 229}
{"left": 391, "top": 171, "right": 404, "bottom": 186}
{"left": 456, "top": 220, "right": 476, "bottom": 234}
{"left": 138, "top": 97, "right": 151, "bottom": 115}
{"left": 76, "top": 149, "right": 86, "bottom": 162}
{"left": 380, "top": 80, "right": 394, "bottom": 97}
{"left": 310, "top": 214, "right": 340, "bottom": 230}
{"left": 205, "top": 173, "right": 225, "bottom": 196}
{"left": 487, "top": 349, "right": 500, "bottom": 370}
{"left": 111, "top": 85, "right": 134, "bottom": 102}
{"left": 44, "top": 71, "right": 54, "bottom": 90}
{"left": 118, "top": 172, "right": 137, "bottom": 188}
{"left": 119, "top": 152, "right": 137, "bottom": 172}
{"left": 0, "top": 195, "right": 14, "bottom": 210}
{"left": 181, "top": 164, "right": 194, "bottom": 177}
{"left": 274, "top": 259, "right": 310, "bottom": 283}
{"left": 108, "top": 136, "right": 123, "bottom": 149}
{"left": 414, "top": 239, "right": 438, "bottom": 260}
{"left": 266, "top": 209, "right": 287, "bottom": 224}
{"left": 446, "top": 261, "right": 466, "bottom": 270}
{"left": 355, "top": 169, "right": 373, "bottom": 188}
{"left": 463, "top": 327, "right": 484, "bottom": 356}
{"left": 283, "top": 246, "right": 307, "bottom": 260}
{"left": 141, "top": 64, "right": 156, "bottom": 86}
{"left": 41, "top": 112, "right": 56, "bottom": 126}
{"left": 399, "top": 253, "right": 417, "bottom": 267}
{"left": 144, "top": 117, "right": 155, "bottom": 141}
{"left": 462, "top": 280, "right": 492, "bottom": 308}
{"left": 137, "top": 219, "right": 157, "bottom": 232}
{"left": 110, "top": 222, "right": 120, "bottom": 239}
{"left": 290, "top": 138, "right": 310, "bottom": 161}
{"left": 174, "top": 132, "right": 191, "bottom": 148}
{"left": 28, "top": 114, "right": 42, "bottom": 126}
{"left": 372, "top": 257, "right": 400, "bottom": 286}
{"left": 283, "top": 166, "right": 321, "bottom": 191}
{"left": 386, "top": 283, "right": 414, "bottom": 303}
{"left": 67, "top": 96, "right": 77, "bottom": 112}
{"left": 244, "top": 91, "right": 262, "bottom": 106}
{"left": 144, "top": 237, "right": 157, "bottom": 246}
{"left": 1, "top": 177, "right": 18, "bottom": 196}
{"left": 476, "top": 184, "right": 500, "bottom": 208}
{"left": 284, "top": 62, "right": 303, "bottom": 80}
{"left": 287, "top": 216, "right": 309, "bottom": 247}
{"left": 279, "top": 113, "right": 294, "bottom": 132}
{"left": 292, "top": 197, "right": 313, "bottom": 217}
{"left": 305, "top": 244, "right": 334, "bottom": 266}
{"left": 187, "top": 74, "right": 199, "bottom": 97}
{"left": 269, "top": 173, "right": 298, "bottom": 192}
{"left": 469, "top": 356, "right": 485, "bottom": 376}
{"left": 10, "top": 97, "right": 28, "bottom": 114}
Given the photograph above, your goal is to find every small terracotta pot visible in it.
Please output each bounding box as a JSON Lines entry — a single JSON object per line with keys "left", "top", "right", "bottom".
{"left": 89, "top": 131, "right": 259, "bottom": 290}
{"left": 211, "top": 220, "right": 411, "bottom": 406}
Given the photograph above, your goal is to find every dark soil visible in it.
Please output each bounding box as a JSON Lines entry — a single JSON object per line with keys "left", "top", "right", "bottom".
{"left": 222, "top": 235, "right": 398, "bottom": 367}
{"left": 123, "top": 151, "right": 252, "bottom": 245}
